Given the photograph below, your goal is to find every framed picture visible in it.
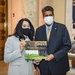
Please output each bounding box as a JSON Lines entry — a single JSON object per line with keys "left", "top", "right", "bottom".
{"left": 25, "top": 41, "right": 47, "bottom": 60}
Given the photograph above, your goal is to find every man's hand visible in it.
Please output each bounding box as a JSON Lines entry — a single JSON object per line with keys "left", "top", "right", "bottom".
{"left": 45, "top": 54, "right": 54, "bottom": 61}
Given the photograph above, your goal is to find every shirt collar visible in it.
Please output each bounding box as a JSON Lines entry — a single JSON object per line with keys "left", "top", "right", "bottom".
{"left": 45, "top": 22, "right": 54, "bottom": 31}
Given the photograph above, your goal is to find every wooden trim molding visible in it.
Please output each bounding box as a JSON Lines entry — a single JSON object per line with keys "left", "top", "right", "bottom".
{"left": 0, "top": 30, "right": 5, "bottom": 34}
{"left": 0, "top": 36, "right": 5, "bottom": 40}
{"left": 0, "top": 47, "right": 4, "bottom": 51}
{"left": 0, "top": 18, "right": 5, "bottom": 23}
{"left": 0, "top": 12, "right": 5, "bottom": 17}
{"left": 0, "top": 1, "right": 5, "bottom": 5}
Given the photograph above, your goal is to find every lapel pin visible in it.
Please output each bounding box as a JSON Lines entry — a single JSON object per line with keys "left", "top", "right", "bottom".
{"left": 55, "top": 28, "right": 57, "bottom": 30}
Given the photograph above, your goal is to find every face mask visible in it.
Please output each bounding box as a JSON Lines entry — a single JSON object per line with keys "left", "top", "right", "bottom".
{"left": 22, "top": 28, "right": 31, "bottom": 36}
{"left": 44, "top": 16, "right": 53, "bottom": 25}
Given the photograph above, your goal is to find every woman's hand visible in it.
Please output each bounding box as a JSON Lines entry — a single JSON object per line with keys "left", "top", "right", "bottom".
{"left": 35, "top": 59, "right": 42, "bottom": 63}
{"left": 20, "top": 40, "right": 26, "bottom": 52}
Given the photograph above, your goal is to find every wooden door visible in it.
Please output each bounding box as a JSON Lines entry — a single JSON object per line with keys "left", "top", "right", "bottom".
{"left": 0, "top": 0, "right": 5, "bottom": 61}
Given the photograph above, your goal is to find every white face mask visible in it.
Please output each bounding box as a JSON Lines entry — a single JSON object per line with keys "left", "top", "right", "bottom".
{"left": 44, "top": 16, "right": 53, "bottom": 25}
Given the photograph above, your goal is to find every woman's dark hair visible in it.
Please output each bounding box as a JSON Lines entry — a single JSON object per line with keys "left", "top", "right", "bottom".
{"left": 13, "top": 18, "right": 34, "bottom": 41}
{"left": 42, "top": 6, "right": 54, "bottom": 16}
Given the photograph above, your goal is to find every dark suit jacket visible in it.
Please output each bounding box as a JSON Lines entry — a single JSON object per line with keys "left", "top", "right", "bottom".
{"left": 35, "top": 22, "right": 71, "bottom": 75}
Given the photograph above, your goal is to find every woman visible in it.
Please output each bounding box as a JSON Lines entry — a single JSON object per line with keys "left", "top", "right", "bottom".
{"left": 4, "top": 18, "right": 35, "bottom": 75}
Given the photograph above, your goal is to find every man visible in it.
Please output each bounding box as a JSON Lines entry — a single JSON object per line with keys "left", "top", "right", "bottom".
{"left": 35, "top": 6, "right": 71, "bottom": 75}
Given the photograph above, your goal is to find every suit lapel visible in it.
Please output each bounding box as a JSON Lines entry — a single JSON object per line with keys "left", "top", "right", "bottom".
{"left": 42, "top": 25, "right": 47, "bottom": 41}
{"left": 48, "top": 22, "right": 57, "bottom": 46}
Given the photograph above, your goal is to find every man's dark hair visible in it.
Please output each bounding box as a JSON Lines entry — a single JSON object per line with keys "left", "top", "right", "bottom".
{"left": 13, "top": 18, "right": 34, "bottom": 41}
{"left": 42, "top": 6, "right": 54, "bottom": 16}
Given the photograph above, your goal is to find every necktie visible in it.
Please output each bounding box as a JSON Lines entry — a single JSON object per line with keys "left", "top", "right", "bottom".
{"left": 47, "top": 27, "right": 50, "bottom": 41}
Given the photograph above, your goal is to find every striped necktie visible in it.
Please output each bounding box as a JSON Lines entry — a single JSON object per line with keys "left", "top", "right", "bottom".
{"left": 47, "top": 27, "right": 50, "bottom": 41}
